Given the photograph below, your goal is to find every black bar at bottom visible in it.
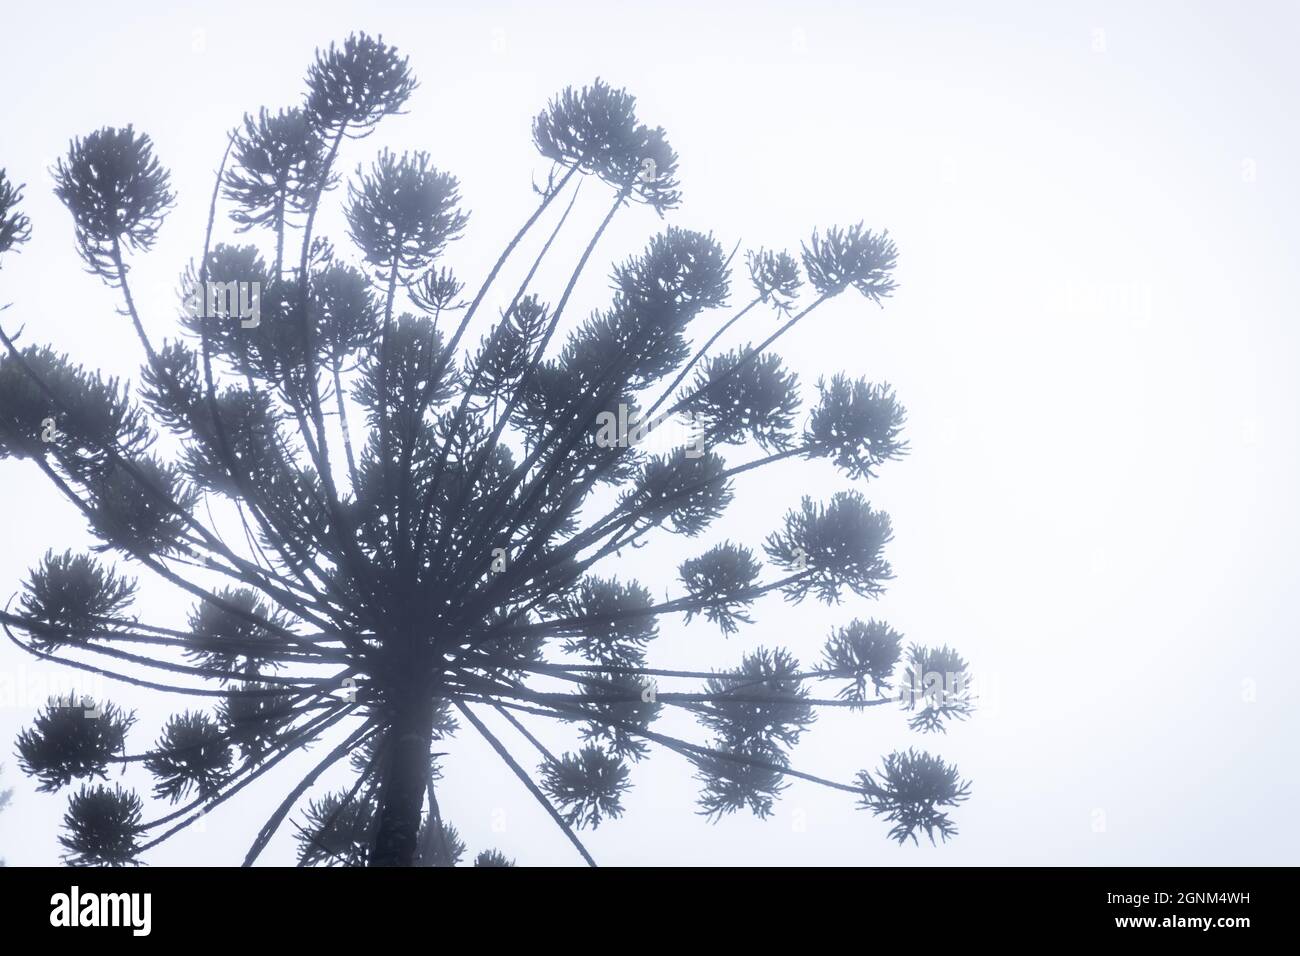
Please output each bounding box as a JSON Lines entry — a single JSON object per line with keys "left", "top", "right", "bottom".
{"left": 0, "top": 866, "right": 1282, "bottom": 942}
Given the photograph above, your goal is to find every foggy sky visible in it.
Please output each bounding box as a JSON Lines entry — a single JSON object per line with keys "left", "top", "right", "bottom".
{"left": 1, "top": 0, "right": 1296, "bottom": 866}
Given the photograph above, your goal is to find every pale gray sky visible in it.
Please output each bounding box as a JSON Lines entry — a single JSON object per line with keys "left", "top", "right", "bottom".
{"left": 1, "top": 0, "right": 1297, "bottom": 866}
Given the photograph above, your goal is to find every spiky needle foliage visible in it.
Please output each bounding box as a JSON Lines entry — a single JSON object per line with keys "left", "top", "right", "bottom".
{"left": 0, "top": 32, "right": 972, "bottom": 867}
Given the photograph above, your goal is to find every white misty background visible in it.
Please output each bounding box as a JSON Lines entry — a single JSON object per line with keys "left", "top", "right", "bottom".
{"left": 0, "top": 0, "right": 1296, "bottom": 865}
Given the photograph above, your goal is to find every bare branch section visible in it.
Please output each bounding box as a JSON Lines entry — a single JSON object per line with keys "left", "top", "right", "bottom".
{"left": 0, "top": 32, "right": 971, "bottom": 867}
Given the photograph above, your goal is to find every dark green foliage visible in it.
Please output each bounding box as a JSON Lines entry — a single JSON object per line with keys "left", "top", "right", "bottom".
{"left": 533, "top": 78, "right": 681, "bottom": 211}
{"left": 145, "top": 712, "right": 233, "bottom": 802}
{"left": 551, "top": 577, "right": 658, "bottom": 666}
{"left": 52, "top": 126, "right": 174, "bottom": 281}
{"left": 426, "top": 821, "right": 467, "bottom": 867}
{"left": 312, "top": 262, "right": 381, "bottom": 364}
{"left": 353, "top": 314, "right": 457, "bottom": 421}
{"left": 0, "top": 31, "right": 971, "bottom": 867}
{"left": 346, "top": 150, "right": 468, "bottom": 274}
{"left": 764, "top": 491, "right": 895, "bottom": 602}
{"left": 541, "top": 745, "right": 631, "bottom": 829}
{"left": 856, "top": 749, "right": 971, "bottom": 844}
{"left": 623, "top": 448, "right": 733, "bottom": 537}
{"left": 295, "top": 791, "right": 477, "bottom": 867}
{"left": 60, "top": 784, "right": 144, "bottom": 866}
{"left": 85, "top": 455, "right": 196, "bottom": 556}
{"left": 693, "top": 648, "right": 814, "bottom": 820}
{"left": 17, "top": 700, "right": 135, "bottom": 791}
{"left": 0, "top": 345, "right": 152, "bottom": 473}
{"left": 692, "top": 745, "right": 790, "bottom": 821}
{"left": 296, "top": 790, "right": 374, "bottom": 866}
{"left": 615, "top": 227, "right": 729, "bottom": 314}
{"left": 555, "top": 228, "right": 729, "bottom": 402}
{"left": 19, "top": 550, "right": 137, "bottom": 648}
{"left": 467, "top": 295, "right": 549, "bottom": 401}
{"left": 139, "top": 339, "right": 203, "bottom": 433}
{"left": 217, "top": 684, "right": 299, "bottom": 763}
{"left": 699, "top": 648, "right": 814, "bottom": 754}
{"left": 184, "top": 587, "right": 292, "bottom": 676}
{"left": 822, "top": 619, "right": 903, "bottom": 703}
{"left": 179, "top": 387, "right": 287, "bottom": 496}
{"left": 802, "top": 223, "right": 898, "bottom": 301}
{"left": 901, "top": 644, "right": 975, "bottom": 733}
{"left": 685, "top": 349, "right": 800, "bottom": 450}
{"left": 576, "top": 672, "right": 662, "bottom": 762}
{"left": 407, "top": 264, "right": 464, "bottom": 317}
{"left": 306, "top": 33, "right": 417, "bottom": 134}
{"left": 805, "top": 374, "right": 908, "bottom": 480}
{"left": 746, "top": 247, "right": 801, "bottom": 314}
{"left": 224, "top": 107, "right": 331, "bottom": 232}
{"left": 0, "top": 168, "right": 32, "bottom": 260}
{"left": 679, "top": 541, "right": 763, "bottom": 635}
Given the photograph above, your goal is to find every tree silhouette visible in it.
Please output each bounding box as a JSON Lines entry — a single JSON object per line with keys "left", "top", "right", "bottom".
{"left": 0, "top": 33, "right": 972, "bottom": 867}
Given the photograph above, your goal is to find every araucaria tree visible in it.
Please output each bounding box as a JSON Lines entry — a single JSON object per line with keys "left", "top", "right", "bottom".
{"left": 0, "top": 33, "right": 973, "bottom": 867}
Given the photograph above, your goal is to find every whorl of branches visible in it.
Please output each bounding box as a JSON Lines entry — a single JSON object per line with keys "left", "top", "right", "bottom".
{"left": 0, "top": 30, "right": 972, "bottom": 866}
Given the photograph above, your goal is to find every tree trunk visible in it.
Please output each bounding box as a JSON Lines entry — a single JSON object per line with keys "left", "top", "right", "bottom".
{"left": 369, "top": 690, "right": 435, "bottom": 866}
